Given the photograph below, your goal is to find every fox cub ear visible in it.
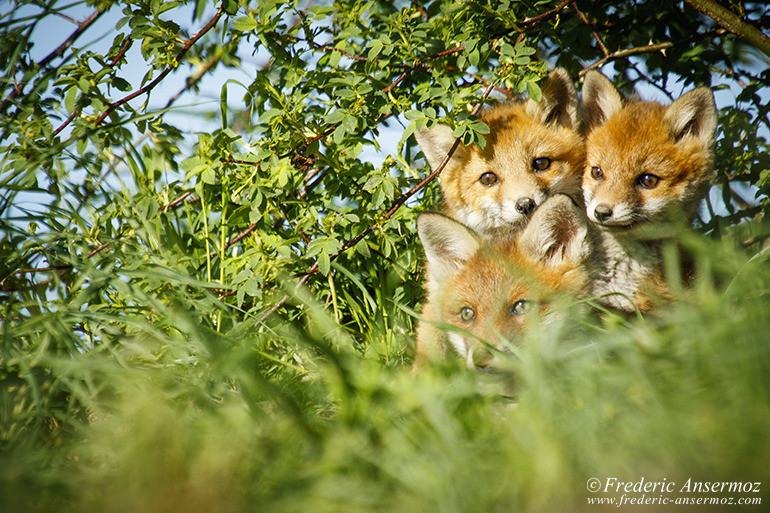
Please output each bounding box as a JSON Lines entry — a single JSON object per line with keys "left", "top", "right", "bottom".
{"left": 414, "top": 124, "right": 467, "bottom": 172}
{"left": 581, "top": 70, "right": 623, "bottom": 132}
{"left": 526, "top": 67, "right": 579, "bottom": 129}
{"left": 417, "top": 213, "right": 480, "bottom": 281}
{"left": 664, "top": 87, "right": 717, "bottom": 147}
{"left": 517, "top": 194, "right": 591, "bottom": 268}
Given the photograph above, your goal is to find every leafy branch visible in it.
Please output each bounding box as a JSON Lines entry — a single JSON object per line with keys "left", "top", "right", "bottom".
{"left": 0, "top": 7, "right": 106, "bottom": 115}
{"left": 254, "top": 82, "right": 497, "bottom": 327}
{"left": 94, "top": 6, "right": 225, "bottom": 126}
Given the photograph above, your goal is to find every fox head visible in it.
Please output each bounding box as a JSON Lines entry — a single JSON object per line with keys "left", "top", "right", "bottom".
{"left": 417, "top": 194, "right": 591, "bottom": 368}
{"left": 415, "top": 68, "right": 585, "bottom": 236}
{"left": 581, "top": 70, "right": 717, "bottom": 228}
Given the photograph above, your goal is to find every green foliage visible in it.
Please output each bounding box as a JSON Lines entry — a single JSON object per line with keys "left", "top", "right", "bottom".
{"left": 1, "top": 0, "right": 769, "bottom": 511}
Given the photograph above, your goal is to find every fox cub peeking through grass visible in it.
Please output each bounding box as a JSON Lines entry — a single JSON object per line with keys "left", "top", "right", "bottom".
{"left": 580, "top": 70, "right": 718, "bottom": 312}
{"left": 415, "top": 68, "right": 585, "bottom": 237}
{"left": 414, "top": 195, "right": 593, "bottom": 370}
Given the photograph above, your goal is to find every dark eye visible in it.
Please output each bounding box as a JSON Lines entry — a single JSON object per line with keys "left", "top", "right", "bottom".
{"left": 509, "top": 300, "right": 533, "bottom": 316}
{"left": 479, "top": 172, "right": 499, "bottom": 186}
{"left": 637, "top": 173, "right": 660, "bottom": 189}
{"left": 459, "top": 307, "right": 476, "bottom": 322}
{"left": 532, "top": 157, "right": 551, "bottom": 172}
{"left": 590, "top": 166, "right": 603, "bottom": 180}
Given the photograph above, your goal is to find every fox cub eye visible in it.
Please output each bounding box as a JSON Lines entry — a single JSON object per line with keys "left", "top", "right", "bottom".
{"left": 590, "top": 166, "right": 603, "bottom": 180}
{"left": 532, "top": 157, "right": 551, "bottom": 172}
{"left": 509, "top": 300, "right": 533, "bottom": 316}
{"left": 479, "top": 172, "right": 499, "bottom": 187}
{"left": 637, "top": 173, "right": 660, "bottom": 189}
{"left": 459, "top": 307, "right": 476, "bottom": 322}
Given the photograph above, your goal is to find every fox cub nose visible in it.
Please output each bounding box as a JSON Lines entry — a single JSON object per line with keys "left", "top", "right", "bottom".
{"left": 472, "top": 348, "right": 494, "bottom": 368}
{"left": 594, "top": 204, "right": 613, "bottom": 222}
{"left": 515, "top": 197, "right": 536, "bottom": 215}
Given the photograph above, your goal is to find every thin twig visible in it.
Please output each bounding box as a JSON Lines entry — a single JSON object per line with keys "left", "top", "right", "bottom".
{"left": 53, "top": 37, "right": 134, "bottom": 136}
{"left": 164, "top": 40, "right": 230, "bottom": 109}
{"left": 628, "top": 62, "right": 674, "bottom": 101}
{"left": 0, "top": 241, "right": 113, "bottom": 289}
{"left": 382, "top": 47, "right": 465, "bottom": 94}
{"left": 571, "top": 2, "right": 609, "bottom": 56}
{"left": 224, "top": 223, "right": 260, "bottom": 251}
{"left": 580, "top": 41, "right": 675, "bottom": 76}
{"left": 160, "top": 191, "right": 194, "bottom": 211}
{"left": 1, "top": 8, "right": 107, "bottom": 115}
{"left": 312, "top": 43, "right": 369, "bottom": 62}
{"left": 94, "top": 7, "right": 224, "bottom": 126}
{"left": 519, "top": 0, "right": 572, "bottom": 27}
{"left": 580, "top": 29, "right": 727, "bottom": 76}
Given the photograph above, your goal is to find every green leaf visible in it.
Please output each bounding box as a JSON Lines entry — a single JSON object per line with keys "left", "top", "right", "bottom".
{"left": 221, "top": 0, "right": 239, "bottom": 15}
{"left": 112, "top": 77, "right": 131, "bottom": 92}
{"left": 369, "top": 39, "right": 383, "bottom": 60}
{"left": 232, "top": 16, "right": 259, "bottom": 32}
{"left": 201, "top": 168, "right": 216, "bottom": 184}
{"left": 317, "top": 251, "right": 330, "bottom": 275}
{"left": 64, "top": 86, "right": 77, "bottom": 114}
{"left": 526, "top": 80, "right": 542, "bottom": 102}
{"left": 325, "top": 110, "right": 346, "bottom": 124}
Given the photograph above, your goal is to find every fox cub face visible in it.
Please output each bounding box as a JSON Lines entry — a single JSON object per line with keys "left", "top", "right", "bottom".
{"left": 581, "top": 70, "right": 717, "bottom": 228}
{"left": 415, "top": 68, "right": 585, "bottom": 236}
{"left": 416, "top": 195, "right": 591, "bottom": 369}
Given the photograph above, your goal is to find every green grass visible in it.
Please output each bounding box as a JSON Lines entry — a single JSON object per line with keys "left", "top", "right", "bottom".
{"left": 2, "top": 228, "right": 770, "bottom": 513}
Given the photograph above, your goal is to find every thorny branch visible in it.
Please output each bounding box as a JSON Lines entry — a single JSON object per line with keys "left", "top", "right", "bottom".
{"left": 579, "top": 29, "right": 726, "bottom": 76}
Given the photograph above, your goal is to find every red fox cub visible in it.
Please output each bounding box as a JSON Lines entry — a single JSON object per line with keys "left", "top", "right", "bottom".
{"left": 415, "top": 68, "right": 584, "bottom": 237}
{"left": 414, "top": 194, "right": 592, "bottom": 369}
{"left": 580, "top": 70, "right": 718, "bottom": 312}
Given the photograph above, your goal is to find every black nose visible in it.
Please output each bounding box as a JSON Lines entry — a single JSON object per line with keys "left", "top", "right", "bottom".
{"left": 594, "top": 204, "right": 613, "bottom": 222}
{"left": 515, "top": 197, "right": 535, "bottom": 215}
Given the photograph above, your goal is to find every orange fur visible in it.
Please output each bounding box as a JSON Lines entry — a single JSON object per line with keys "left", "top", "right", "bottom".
{"left": 415, "top": 68, "right": 585, "bottom": 237}
{"left": 415, "top": 195, "right": 591, "bottom": 369}
{"left": 579, "top": 71, "right": 717, "bottom": 313}
{"left": 582, "top": 72, "right": 716, "bottom": 227}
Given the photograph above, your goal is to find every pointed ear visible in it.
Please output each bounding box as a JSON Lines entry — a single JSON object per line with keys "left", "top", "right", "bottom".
{"left": 517, "top": 195, "right": 591, "bottom": 268}
{"left": 581, "top": 70, "right": 623, "bottom": 131}
{"left": 526, "top": 67, "right": 579, "bottom": 129}
{"left": 417, "top": 213, "right": 480, "bottom": 281}
{"left": 414, "top": 124, "right": 466, "bottom": 172}
{"left": 664, "top": 87, "right": 717, "bottom": 147}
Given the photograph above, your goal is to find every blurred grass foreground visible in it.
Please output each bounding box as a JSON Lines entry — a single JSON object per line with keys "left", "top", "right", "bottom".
{"left": 2, "top": 229, "right": 770, "bottom": 512}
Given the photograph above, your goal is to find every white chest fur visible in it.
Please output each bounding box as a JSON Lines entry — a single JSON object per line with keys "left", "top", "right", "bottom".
{"left": 590, "top": 230, "right": 662, "bottom": 312}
